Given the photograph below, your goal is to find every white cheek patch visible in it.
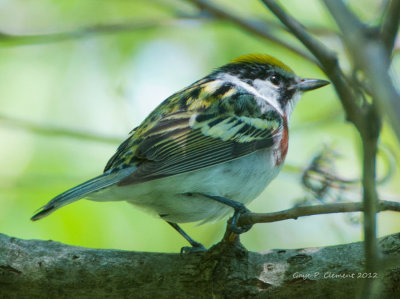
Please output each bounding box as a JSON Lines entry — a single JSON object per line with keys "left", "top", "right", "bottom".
{"left": 284, "top": 91, "right": 302, "bottom": 120}
{"left": 219, "top": 74, "right": 284, "bottom": 115}
{"left": 252, "top": 79, "right": 281, "bottom": 112}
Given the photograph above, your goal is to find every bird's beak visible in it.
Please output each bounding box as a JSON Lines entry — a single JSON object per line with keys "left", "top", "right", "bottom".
{"left": 290, "top": 78, "right": 330, "bottom": 91}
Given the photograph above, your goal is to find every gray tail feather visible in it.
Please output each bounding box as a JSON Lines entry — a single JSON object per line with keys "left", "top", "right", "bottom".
{"left": 31, "top": 167, "right": 135, "bottom": 221}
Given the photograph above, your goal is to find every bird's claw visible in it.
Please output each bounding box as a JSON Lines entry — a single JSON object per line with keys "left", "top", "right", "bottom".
{"left": 229, "top": 206, "right": 253, "bottom": 234}
{"left": 180, "top": 242, "right": 206, "bottom": 254}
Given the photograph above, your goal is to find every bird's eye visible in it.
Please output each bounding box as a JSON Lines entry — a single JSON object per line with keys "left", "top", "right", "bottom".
{"left": 269, "top": 74, "right": 282, "bottom": 86}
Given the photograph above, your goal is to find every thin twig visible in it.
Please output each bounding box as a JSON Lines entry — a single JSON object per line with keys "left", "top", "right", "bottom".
{"left": 0, "top": 19, "right": 195, "bottom": 46}
{"left": 323, "top": 0, "right": 400, "bottom": 142}
{"left": 323, "top": 2, "right": 390, "bottom": 284}
{"left": 238, "top": 200, "right": 400, "bottom": 226}
{"left": 185, "top": 0, "right": 315, "bottom": 62}
{"left": 260, "top": 0, "right": 364, "bottom": 130}
{"left": 0, "top": 114, "right": 122, "bottom": 144}
{"left": 380, "top": 0, "right": 400, "bottom": 56}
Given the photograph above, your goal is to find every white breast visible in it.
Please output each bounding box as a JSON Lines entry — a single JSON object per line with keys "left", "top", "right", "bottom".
{"left": 89, "top": 148, "right": 282, "bottom": 223}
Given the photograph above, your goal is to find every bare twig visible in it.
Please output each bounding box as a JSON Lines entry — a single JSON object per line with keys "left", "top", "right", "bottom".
{"left": 322, "top": 4, "right": 392, "bottom": 287}
{"left": 0, "top": 19, "right": 196, "bottom": 46}
{"left": 260, "top": 0, "right": 364, "bottom": 130}
{"left": 0, "top": 13, "right": 338, "bottom": 49}
{"left": 380, "top": 0, "right": 400, "bottom": 56}
{"left": 238, "top": 200, "right": 400, "bottom": 226}
{"left": 185, "top": 0, "right": 315, "bottom": 62}
{"left": 360, "top": 126, "right": 381, "bottom": 280}
{"left": 0, "top": 114, "right": 121, "bottom": 144}
{"left": 323, "top": 0, "right": 400, "bottom": 142}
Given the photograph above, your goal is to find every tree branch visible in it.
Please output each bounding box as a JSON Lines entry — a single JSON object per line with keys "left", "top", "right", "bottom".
{"left": 260, "top": 0, "right": 364, "bottom": 130}
{"left": 185, "top": 0, "right": 315, "bottom": 62}
{"left": 259, "top": 1, "right": 397, "bottom": 296}
{"left": 0, "top": 19, "right": 195, "bottom": 46}
{"left": 323, "top": 0, "right": 400, "bottom": 142}
{"left": 322, "top": 4, "right": 389, "bottom": 289}
{"left": 0, "top": 114, "right": 121, "bottom": 144}
{"left": 238, "top": 200, "right": 400, "bottom": 226}
{"left": 1, "top": 232, "right": 400, "bottom": 298}
{"left": 381, "top": 0, "right": 400, "bottom": 56}
{"left": 1, "top": 0, "right": 313, "bottom": 63}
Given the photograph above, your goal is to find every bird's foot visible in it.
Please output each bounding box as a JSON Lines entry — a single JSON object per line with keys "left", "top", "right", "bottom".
{"left": 229, "top": 205, "right": 253, "bottom": 234}
{"left": 180, "top": 242, "right": 207, "bottom": 254}
{"left": 194, "top": 193, "right": 254, "bottom": 235}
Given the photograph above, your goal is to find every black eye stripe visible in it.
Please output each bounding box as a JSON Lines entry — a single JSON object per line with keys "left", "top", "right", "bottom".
{"left": 212, "top": 62, "right": 295, "bottom": 90}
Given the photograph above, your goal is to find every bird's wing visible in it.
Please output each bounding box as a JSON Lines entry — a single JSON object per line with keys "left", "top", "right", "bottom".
{"left": 120, "top": 112, "right": 282, "bottom": 185}
{"left": 111, "top": 107, "right": 283, "bottom": 186}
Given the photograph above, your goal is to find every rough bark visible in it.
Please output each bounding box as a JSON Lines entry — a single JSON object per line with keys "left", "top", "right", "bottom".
{"left": 1, "top": 233, "right": 400, "bottom": 298}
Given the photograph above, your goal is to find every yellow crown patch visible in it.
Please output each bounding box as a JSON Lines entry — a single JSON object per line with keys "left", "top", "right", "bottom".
{"left": 231, "top": 54, "right": 293, "bottom": 73}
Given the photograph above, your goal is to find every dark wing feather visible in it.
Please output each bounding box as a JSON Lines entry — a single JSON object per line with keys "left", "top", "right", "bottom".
{"left": 118, "top": 110, "right": 283, "bottom": 185}
{"left": 104, "top": 126, "right": 138, "bottom": 172}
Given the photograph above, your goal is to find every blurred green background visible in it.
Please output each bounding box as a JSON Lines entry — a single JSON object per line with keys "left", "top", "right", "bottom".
{"left": 0, "top": 0, "right": 399, "bottom": 253}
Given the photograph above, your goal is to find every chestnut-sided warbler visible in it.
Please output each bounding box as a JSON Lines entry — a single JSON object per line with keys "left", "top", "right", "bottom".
{"left": 31, "top": 54, "right": 329, "bottom": 250}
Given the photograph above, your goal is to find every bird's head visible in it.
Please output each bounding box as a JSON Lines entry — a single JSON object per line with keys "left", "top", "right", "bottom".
{"left": 214, "top": 54, "right": 329, "bottom": 117}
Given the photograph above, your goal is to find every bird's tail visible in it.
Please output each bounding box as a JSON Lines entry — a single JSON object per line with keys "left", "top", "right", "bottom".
{"left": 31, "top": 168, "right": 135, "bottom": 221}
